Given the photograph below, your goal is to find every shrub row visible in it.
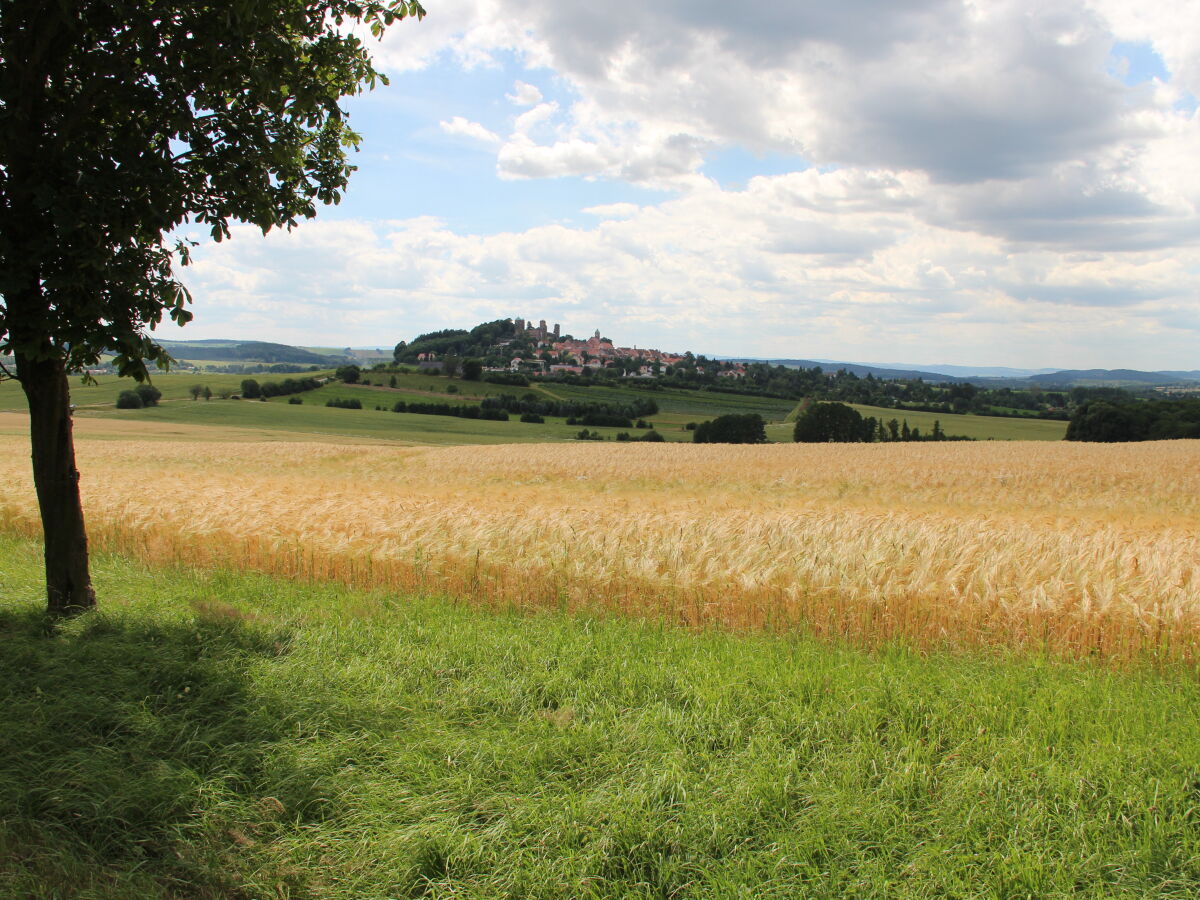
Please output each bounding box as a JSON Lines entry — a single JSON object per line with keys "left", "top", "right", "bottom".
{"left": 392, "top": 401, "right": 509, "bottom": 421}
{"left": 481, "top": 392, "right": 658, "bottom": 420}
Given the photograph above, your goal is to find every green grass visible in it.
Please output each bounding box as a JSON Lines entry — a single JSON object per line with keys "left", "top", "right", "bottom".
{"left": 0, "top": 372, "right": 333, "bottom": 412}
{"left": 77, "top": 398, "right": 695, "bottom": 444}
{"left": 0, "top": 373, "right": 1072, "bottom": 443}
{"left": 2, "top": 533, "right": 1198, "bottom": 898}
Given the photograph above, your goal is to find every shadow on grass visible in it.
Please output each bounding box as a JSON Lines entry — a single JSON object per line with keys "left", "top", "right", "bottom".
{"left": 0, "top": 604, "right": 307, "bottom": 898}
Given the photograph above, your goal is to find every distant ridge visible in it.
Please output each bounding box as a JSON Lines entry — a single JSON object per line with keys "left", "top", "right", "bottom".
{"left": 157, "top": 339, "right": 337, "bottom": 365}
{"left": 720, "top": 357, "right": 975, "bottom": 383}
{"left": 1028, "top": 369, "right": 1200, "bottom": 386}
{"left": 722, "top": 357, "right": 1200, "bottom": 387}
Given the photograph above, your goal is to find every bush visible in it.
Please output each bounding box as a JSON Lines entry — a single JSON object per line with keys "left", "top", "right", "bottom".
{"left": 640, "top": 430, "right": 665, "bottom": 442}
{"left": 793, "top": 402, "right": 868, "bottom": 443}
{"left": 288, "top": 396, "right": 303, "bottom": 405}
{"left": 325, "top": 398, "right": 362, "bottom": 410}
{"left": 240, "top": 378, "right": 261, "bottom": 399}
{"left": 134, "top": 384, "right": 162, "bottom": 406}
{"left": 335, "top": 365, "right": 361, "bottom": 384}
{"left": 694, "top": 414, "right": 767, "bottom": 444}
{"left": 520, "top": 412, "right": 545, "bottom": 423}
{"left": 115, "top": 390, "right": 143, "bottom": 409}
{"left": 461, "top": 359, "right": 484, "bottom": 381}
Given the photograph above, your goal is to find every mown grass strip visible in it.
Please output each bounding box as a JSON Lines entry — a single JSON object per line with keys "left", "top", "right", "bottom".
{"left": 2, "top": 534, "right": 1199, "bottom": 898}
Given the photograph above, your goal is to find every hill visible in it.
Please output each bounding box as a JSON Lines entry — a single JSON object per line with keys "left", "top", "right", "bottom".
{"left": 1028, "top": 368, "right": 1200, "bottom": 387}
{"left": 156, "top": 339, "right": 338, "bottom": 365}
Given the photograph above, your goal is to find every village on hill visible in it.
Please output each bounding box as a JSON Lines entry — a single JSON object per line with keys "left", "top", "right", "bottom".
{"left": 407, "top": 316, "right": 751, "bottom": 379}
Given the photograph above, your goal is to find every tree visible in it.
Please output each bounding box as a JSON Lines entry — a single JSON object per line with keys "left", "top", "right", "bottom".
{"left": 461, "top": 358, "right": 484, "bottom": 381}
{"left": 793, "top": 402, "right": 865, "bottom": 443}
{"left": 202, "top": 386, "right": 212, "bottom": 401}
{"left": 693, "top": 414, "right": 767, "bottom": 444}
{"left": 189, "top": 384, "right": 203, "bottom": 401}
{"left": 134, "top": 384, "right": 162, "bottom": 407}
{"left": 336, "top": 364, "right": 362, "bottom": 384}
{"left": 0, "top": 0, "right": 425, "bottom": 614}
{"left": 240, "top": 379, "right": 262, "bottom": 400}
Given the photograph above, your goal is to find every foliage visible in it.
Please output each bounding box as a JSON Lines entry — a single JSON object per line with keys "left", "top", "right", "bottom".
{"left": 0, "top": 0, "right": 425, "bottom": 381}
{"left": 483, "top": 393, "right": 657, "bottom": 422}
{"left": 1066, "top": 398, "right": 1200, "bottom": 442}
{"left": 461, "top": 358, "right": 484, "bottom": 381}
{"left": 335, "top": 365, "right": 361, "bottom": 384}
{"left": 693, "top": 413, "right": 767, "bottom": 444}
{"left": 394, "top": 320, "right": 517, "bottom": 364}
{"left": 392, "top": 401, "right": 508, "bottom": 421}
{"left": 114, "top": 390, "right": 143, "bottom": 410}
{"left": 258, "top": 377, "right": 320, "bottom": 398}
{"left": 793, "top": 401, "right": 869, "bottom": 443}
{"left": 325, "top": 397, "right": 362, "bottom": 410}
{"left": 240, "top": 379, "right": 262, "bottom": 399}
{"left": 133, "top": 384, "right": 162, "bottom": 407}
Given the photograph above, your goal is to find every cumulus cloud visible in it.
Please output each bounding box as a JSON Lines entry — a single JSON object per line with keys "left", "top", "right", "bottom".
{"left": 179, "top": 164, "right": 1200, "bottom": 367}
{"left": 439, "top": 116, "right": 501, "bottom": 145}
{"left": 506, "top": 80, "right": 543, "bottom": 106}
{"left": 179, "top": 1, "right": 1200, "bottom": 367}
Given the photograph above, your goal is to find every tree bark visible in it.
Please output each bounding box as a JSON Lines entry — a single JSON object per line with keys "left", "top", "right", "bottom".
{"left": 15, "top": 352, "right": 97, "bottom": 616}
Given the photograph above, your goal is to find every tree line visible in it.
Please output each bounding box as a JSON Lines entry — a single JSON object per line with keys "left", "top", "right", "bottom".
{"left": 1066, "top": 397, "right": 1200, "bottom": 441}
{"left": 792, "top": 402, "right": 970, "bottom": 443}
{"left": 480, "top": 393, "right": 658, "bottom": 422}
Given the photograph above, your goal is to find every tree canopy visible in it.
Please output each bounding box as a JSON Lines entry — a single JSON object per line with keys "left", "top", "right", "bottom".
{"left": 793, "top": 402, "right": 869, "bottom": 443}
{"left": 0, "top": 0, "right": 424, "bottom": 614}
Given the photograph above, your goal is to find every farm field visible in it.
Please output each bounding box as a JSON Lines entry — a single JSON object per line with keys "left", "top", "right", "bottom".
{"left": 3, "top": 534, "right": 1199, "bottom": 899}
{"left": 1, "top": 435, "right": 1196, "bottom": 663}
{"left": 0, "top": 371, "right": 269, "bottom": 410}
{"left": 2, "top": 370, "right": 1069, "bottom": 443}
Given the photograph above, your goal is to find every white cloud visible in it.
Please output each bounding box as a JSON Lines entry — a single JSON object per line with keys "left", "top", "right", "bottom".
{"left": 175, "top": 2, "right": 1200, "bottom": 368}
{"left": 506, "top": 80, "right": 543, "bottom": 106}
{"left": 438, "top": 115, "right": 501, "bottom": 145}
{"left": 178, "top": 165, "right": 1200, "bottom": 367}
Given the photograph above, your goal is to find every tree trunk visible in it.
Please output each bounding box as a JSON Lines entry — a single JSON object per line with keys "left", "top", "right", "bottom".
{"left": 15, "top": 352, "right": 96, "bottom": 615}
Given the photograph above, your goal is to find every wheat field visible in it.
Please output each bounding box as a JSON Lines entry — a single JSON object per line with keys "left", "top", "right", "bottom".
{"left": 2, "top": 434, "right": 1198, "bottom": 663}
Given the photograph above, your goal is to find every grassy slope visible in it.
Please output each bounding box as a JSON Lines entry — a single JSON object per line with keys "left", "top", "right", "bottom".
{"left": 0, "top": 372, "right": 268, "bottom": 411}
{"left": 2, "top": 533, "right": 1198, "bottom": 899}
{"left": 2, "top": 373, "right": 1069, "bottom": 442}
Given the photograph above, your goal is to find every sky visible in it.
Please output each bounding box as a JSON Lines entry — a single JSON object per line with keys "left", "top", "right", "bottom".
{"left": 176, "top": 0, "right": 1200, "bottom": 370}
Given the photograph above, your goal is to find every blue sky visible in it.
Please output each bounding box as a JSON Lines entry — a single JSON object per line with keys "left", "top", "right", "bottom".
{"left": 178, "top": 0, "right": 1200, "bottom": 370}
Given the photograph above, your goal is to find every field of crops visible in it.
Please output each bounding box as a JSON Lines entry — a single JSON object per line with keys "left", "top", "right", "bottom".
{"left": 2, "top": 435, "right": 1196, "bottom": 664}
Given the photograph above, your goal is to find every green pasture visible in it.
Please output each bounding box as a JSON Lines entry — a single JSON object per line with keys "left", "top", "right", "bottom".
{"left": 2, "top": 532, "right": 1198, "bottom": 898}
{"left": 76, "top": 397, "right": 692, "bottom": 445}
{"left": 2, "top": 372, "right": 1068, "bottom": 443}
{"left": 0, "top": 371, "right": 337, "bottom": 412}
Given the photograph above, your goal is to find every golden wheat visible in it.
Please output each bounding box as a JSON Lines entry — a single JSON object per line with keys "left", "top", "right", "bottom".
{"left": 2, "top": 436, "right": 1198, "bottom": 662}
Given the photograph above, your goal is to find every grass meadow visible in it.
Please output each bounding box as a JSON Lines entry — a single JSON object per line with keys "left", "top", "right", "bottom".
{"left": 0, "top": 371, "right": 1067, "bottom": 443}
{"left": 2, "top": 534, "right": 1199, "bottom": 898}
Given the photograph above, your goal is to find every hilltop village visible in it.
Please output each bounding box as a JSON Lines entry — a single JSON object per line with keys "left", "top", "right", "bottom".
{"left": 502, "top": 318, "right": 689, "bottom": 376}
{"left": 394, "top": 317, "right": 750, "bottom": 379}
